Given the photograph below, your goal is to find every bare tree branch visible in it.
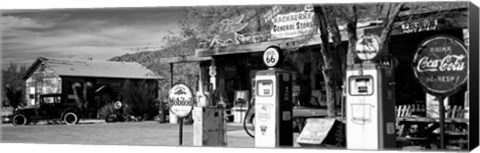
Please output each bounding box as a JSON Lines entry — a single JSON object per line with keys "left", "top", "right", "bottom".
{"left": 379, "top": 3, "right": 404, "bottom": 52}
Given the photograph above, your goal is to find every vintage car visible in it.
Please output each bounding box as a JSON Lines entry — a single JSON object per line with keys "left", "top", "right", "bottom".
{"left": 1, "top": 107, "right": 13, "bottom": 123}
{"left": 11, "top": 94, "right": 82, "bottom": 126}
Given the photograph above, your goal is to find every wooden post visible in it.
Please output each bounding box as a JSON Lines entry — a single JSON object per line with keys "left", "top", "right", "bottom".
{"left": 170, "top": 63, "right": 174, "bottom": 88}
{"left": 438, "top": 96, "right": 446, "bottom": 149}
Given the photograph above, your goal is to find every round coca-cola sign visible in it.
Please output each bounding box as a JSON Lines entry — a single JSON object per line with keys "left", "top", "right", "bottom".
{"left": 412, "top": 35, "right": 468, "bottom": 95}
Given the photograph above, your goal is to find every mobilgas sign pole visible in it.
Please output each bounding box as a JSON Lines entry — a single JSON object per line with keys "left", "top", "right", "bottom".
{"left": 168, "top": 83, "right": 194, "bottom": 147}
{"left": 179, "top": 117, "right": 184, "bottom": 146}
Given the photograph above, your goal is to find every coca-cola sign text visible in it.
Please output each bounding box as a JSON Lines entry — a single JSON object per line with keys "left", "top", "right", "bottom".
{"left": 413, "top": 35, "right": 468, "bottom": 95}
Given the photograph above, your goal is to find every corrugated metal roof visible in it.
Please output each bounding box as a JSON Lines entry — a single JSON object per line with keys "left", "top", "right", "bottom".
{"left": 26, "top": 57, "right": 163, "bottom": 80}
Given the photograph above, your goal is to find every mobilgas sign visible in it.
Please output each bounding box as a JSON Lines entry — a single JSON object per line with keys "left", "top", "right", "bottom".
{"left": 413, "top": 35, "right": 468, "bottom": 95}
{"left": 168, "top": 84, "right": 194, "bottom": 118}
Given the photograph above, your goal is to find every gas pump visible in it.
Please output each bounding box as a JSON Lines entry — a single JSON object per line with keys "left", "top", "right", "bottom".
{"left": 254, "top": 46, "right": 293, "bottom": 147}
{"left": 345, "top": 35, "right": 396, "bottom": 150}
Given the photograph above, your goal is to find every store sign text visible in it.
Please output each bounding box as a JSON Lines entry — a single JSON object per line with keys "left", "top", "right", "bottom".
{"left": 271, "top": 11, "right": 315, "bottom": 39}
{"left": 401, "top": 19, "right": 438, "bottom": 34}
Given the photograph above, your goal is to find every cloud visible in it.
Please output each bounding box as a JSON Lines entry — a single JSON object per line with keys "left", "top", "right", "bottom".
{"left": 1, "top": 15, "right": 54, "bottom": 29}
{"left": 2, "top": 7, "right": 184, "bottom": 69}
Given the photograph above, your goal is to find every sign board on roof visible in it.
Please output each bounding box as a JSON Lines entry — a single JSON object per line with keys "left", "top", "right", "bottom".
{"left": 412, "top": 35, "right": 468, "bottom": 95}
{"left": 270, "top": 10, "right": 316, "bottom": 39}
{"left": 263, "top": 5, "right": 282, "bottom": 23}
{"left": 401, "top": 19, "right": 438, "bottom": 34}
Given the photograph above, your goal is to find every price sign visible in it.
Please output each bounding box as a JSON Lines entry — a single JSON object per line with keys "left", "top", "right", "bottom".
{"left": 413, "top": 35, "right": 468, "bottom": 95}
{"left": 263, "top": 47, "right": 281, "bottom": 67}
{"left": 168, "top": 83, "right": 194, "bottom": 118}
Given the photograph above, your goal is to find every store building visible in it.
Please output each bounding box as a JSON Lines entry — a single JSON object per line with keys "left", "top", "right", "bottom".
{"left": 22, "top": 57, "right": 163, "bottom": 118}
{"left": 191, "top": 2, "right": 475, "bottom": 150}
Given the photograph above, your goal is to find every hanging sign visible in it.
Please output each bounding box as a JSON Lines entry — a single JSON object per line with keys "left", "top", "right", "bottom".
{"left": 168, "top": 83, "right": 194, "bottom": 118}
{"left": 401, "top": 19, "right": 438, "bottom": 34}
{"left": 379, "top": 54, "right": 393, "bottom": 68}
{"left": 270, "top": 10, "right": 315, "bottom": 39}
{"left": 263, "top": 46, "right": 282, "bottom": 67}
{"left": 355, "top": 34, "right": 381, "bottom": 61}
{"left": 412, "top": 35, "right": 468, "bottom": 95}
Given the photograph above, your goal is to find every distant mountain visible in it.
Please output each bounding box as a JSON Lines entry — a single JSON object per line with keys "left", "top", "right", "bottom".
{"left": 109, "top": 38, "right": 198, "bottom": 77}
{"left": 109, "top": 38, "right": 200, "bottom": 93}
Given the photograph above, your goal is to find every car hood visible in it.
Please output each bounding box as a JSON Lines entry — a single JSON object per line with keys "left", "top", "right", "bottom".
{"left": 17, "top": 104, "right": 38, "bottom": 110}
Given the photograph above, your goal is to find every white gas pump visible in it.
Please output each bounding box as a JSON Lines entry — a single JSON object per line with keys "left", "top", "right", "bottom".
{"left": 254, "top": 46, "right": 293, "bottom": 147}
{"left": 345, "top": 35, "right": 396, "bottom": 150}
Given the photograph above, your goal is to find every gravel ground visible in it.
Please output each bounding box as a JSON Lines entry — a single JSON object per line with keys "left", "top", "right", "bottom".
{"left": 0, "top": 121, "right": 301, "bottom": 147}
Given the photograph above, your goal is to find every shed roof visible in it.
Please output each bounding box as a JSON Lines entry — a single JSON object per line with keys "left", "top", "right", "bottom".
{"left": 23, "top": 57, "right": 163, "bottom": 80}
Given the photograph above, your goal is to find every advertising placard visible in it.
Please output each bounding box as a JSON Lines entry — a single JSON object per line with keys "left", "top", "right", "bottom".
{"left": 270, "top": 10, "right": 316, "bottom": 39}
{"left": 355, "top": 34, "right": 381, "bottom": 61}
{"left": 263, "top": 47, "right": 281, "bottom": 67}
{"left": 168, "top": 83, "right": 194, "bottom": 118}
{"left": 412, "top": 35, "right": 468, "bottom": 95}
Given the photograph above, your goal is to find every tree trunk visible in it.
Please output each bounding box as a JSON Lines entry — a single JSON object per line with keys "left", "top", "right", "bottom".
{"left": 379, "top": 3, "right": 404, "bottom": 52}
{"left": 314, "top": 6, "right": 341, "bottom": 117}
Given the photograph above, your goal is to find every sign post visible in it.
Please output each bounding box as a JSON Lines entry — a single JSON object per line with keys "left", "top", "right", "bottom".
{"left": 412, "top": 35, "right": 468, "bottom": 149}
{"left": 168, "top": 83, "right": 194, "bottom": 146}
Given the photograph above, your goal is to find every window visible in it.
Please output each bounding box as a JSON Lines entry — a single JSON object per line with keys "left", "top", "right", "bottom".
{"left": 349, "top": 76, "right": 374, "bottom": 96}
{"left": 257, "top": 80, "right": 274, "bottom": 97}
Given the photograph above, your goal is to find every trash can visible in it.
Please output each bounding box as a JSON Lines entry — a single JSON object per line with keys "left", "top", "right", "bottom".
{"left": 232, "top": 106, "right": 247, "bottom": 123}
{"left": 232, "top": 90, "right": 249, "bottom": 123}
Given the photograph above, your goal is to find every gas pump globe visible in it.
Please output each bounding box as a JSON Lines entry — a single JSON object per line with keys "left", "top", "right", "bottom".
{"left": 254, "top": 46, "right": 293, "bottom": 147}
{"left": 345, "top": 34, "right": 396, "bottom": 150}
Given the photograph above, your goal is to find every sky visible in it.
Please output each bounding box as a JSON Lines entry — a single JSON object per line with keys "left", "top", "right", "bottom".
{"left": 0, "top": 0, "right": 472, "bottom": 69}
{"left": 1, "top": 6, "right": 184, "bottom": 68}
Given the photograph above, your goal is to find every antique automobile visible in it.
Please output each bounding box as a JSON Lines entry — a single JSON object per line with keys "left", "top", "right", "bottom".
{"left": 11, "top": 94, "right": 82, "bottom": 126}
{"left": 1, "top": 107, "right": 13, "bottom": 124}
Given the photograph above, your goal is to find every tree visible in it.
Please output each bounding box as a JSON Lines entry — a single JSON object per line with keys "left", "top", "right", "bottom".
{"left": 2, "top": 62, "right": 27, "bottom": 108}
{"left": 313, "top": 3, "right": 405, "bottom": 117}
{"left": 313, "top": 2, "right": 467, "bottom": 117}
{"left": 118, "top": 79, "right": 158, "bottom": 120}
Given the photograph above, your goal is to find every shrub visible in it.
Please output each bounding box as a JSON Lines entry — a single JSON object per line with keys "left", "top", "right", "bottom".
{"left": 98, "top": 103, "right": 117, "bottom": 119}
{"left": 118, "top": 80, "right": 159, "bottom": 120}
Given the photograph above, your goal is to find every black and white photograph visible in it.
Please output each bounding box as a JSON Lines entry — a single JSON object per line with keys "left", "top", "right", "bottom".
{"left": 0, "top": 0, "right": 479, "bottom": 152}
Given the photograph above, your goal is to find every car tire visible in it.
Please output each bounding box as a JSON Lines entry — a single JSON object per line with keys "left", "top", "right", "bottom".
{"left": 63, "top": 112, "right": 79, "bottom": 125}
{"left": 12, "top": 114, "right": 29, "bottom": 126}
{"left": 105, "top": 114, "right": 118, "bottom": 123}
